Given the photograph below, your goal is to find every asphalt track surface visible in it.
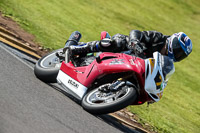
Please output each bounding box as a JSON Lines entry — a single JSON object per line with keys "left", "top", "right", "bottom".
{"left": 0, "top": 42, "right": 141, "bottom": 133}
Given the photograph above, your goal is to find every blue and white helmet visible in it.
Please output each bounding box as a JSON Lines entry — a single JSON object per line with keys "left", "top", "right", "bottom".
{"left": 167, "top": 32, "right": 192, "bottom": 62}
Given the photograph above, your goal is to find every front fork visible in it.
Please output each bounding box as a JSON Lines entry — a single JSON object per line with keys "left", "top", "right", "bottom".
{"left": 99, "top": 73, "right": 139, "bottom": 93}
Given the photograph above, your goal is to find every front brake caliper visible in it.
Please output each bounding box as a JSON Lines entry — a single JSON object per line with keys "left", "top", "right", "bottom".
{"left": 109, "top": 79, "right": 126, "bottom": 92}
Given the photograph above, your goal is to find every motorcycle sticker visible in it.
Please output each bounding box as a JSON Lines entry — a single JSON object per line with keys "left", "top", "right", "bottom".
{"left": 109, "top": 59, "right": 125, "bottom": 65}
{"left": 129, "top": 59, "right": 135, "bottom": 65}
{"left": 68, "top": 79, "right": 79, "bottom": 89}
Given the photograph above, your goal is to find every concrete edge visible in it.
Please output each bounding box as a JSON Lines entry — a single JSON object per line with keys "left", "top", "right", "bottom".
{"left": 0, "top": 26, "right": 41, "bottom": 59}
{"left": 110, "top": 113, "right": 150, "bottom": 133}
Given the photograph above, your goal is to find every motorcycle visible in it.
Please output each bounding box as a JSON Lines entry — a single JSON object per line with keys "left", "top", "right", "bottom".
{"left": 34, "top": 48, "right": 174, "bottom": 114}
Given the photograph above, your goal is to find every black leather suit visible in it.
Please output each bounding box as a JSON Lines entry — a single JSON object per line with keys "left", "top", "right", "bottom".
{"left": 78, "top": 30, "right": 170, "bottom": 58}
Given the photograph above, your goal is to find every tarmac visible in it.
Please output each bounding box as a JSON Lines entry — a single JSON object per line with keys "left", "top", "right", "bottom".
{"left": 0, "top": 25, "right": 150, "bottom": 133}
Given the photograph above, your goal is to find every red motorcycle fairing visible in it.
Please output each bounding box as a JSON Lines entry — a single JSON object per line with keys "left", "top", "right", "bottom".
{"left": 60, "top": 52, "right": 151, "bottom": 104}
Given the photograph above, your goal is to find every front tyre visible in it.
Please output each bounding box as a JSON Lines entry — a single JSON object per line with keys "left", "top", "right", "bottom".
{"left": 82, "top": 84, "right": 138, "bottom": 115}
{"left": 34, "top": 48, "right": 63, "bottom": 83}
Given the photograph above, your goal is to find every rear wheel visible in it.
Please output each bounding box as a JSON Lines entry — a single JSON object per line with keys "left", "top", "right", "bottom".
{"left": 34, "top": 48, "right": 63, "bottom": 83}
{"left": 82, "top": 84, "right": 138, "bottom": 114}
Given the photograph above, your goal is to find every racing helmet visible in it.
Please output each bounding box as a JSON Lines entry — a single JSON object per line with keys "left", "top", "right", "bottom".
{"left": 167, "top": 32, "right": 192, "bottom": 62}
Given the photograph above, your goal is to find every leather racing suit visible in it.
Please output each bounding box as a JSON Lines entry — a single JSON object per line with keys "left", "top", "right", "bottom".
{"left": 69, "top": 30, "right": 170, "bottom": 59}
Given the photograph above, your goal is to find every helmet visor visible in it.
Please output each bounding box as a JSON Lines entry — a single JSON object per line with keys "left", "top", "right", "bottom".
{"left": 173, "top": 46, "right": 187, "bottom": 61}
{"left": 171, "top": 37, "right": 187, "bottom": 61}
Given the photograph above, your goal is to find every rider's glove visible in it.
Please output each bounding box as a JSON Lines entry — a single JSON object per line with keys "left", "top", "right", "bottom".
{"left": 128, "top": 39, "right": 143, "bottom": 55}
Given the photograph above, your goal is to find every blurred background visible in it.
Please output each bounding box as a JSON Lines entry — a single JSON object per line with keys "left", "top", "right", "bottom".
{"left": 0, "top": 0, "right": 199, "bottom": 132}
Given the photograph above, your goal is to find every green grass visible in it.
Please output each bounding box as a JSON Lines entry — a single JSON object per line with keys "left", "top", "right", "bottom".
{"left": 0, "top": 0, "right": 200, "bottom": 132}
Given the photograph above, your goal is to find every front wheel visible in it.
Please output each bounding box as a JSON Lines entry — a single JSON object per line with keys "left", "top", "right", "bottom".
{"left": 34, "top": 48, "right": 63, "bottom": 83}
{"left": 81, "top": 84, "right": 138, "bottom": 115}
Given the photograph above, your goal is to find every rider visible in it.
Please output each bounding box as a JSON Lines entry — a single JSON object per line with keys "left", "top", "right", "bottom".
{"left": 63, "top": 30, "right": 192, "bottom": 62}
{"left": 60, "top": 30, "right": 191, "bottom": 97}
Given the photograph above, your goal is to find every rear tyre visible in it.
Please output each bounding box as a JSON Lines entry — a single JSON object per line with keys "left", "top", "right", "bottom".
{"left": 82, "top": 84, "right": 138, "bottom": 115}
{"left": 34, "top": 48, "right": 63, "bottom": 83}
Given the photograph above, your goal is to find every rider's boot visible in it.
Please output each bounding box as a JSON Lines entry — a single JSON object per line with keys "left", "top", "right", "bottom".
{"left": 68, "top": 31, "right": 112, "bottom": 56}
{"left": 56, "top": 31, "right": 82, "bottom": 58}
{"left": 65, "top": 31, "right": 82, "bottom": 47}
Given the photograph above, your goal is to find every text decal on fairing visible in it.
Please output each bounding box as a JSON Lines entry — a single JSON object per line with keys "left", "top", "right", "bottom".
{"left": 129, "top": 59, "right": 135, "bottom": 65}
{"left": 109, "top": 59, "right": 125, "bottom": 65}
{"left": 68, "top": 79, "right": 79, "bottom": 88}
